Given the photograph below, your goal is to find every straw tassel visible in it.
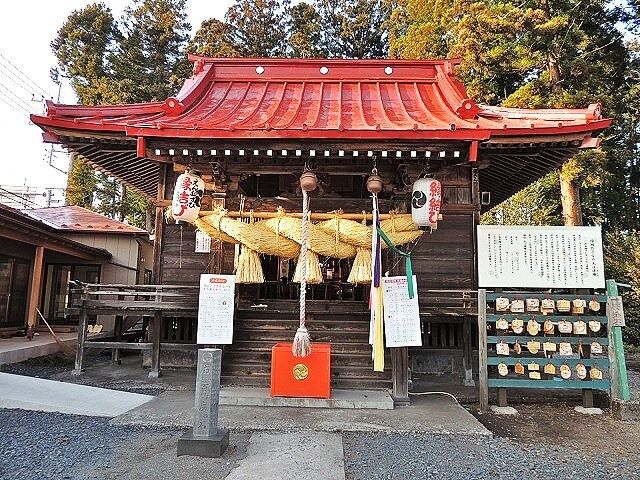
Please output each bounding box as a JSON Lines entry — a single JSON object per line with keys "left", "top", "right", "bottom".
{"left": 292, "top": 188, "right": 312, "bottom": 357}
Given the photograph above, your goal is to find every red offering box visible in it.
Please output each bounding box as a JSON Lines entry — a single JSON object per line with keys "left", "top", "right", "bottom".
{"left": 270, "top": 343, "right": 331, "bottom": 398}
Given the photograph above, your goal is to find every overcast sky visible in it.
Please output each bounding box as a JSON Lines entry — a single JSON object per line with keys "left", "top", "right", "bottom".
{"left": 0, "top": 1, "right": 235, "bottom": 201}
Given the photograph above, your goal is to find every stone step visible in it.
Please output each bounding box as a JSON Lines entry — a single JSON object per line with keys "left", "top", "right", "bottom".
{"left": 220, "top": 373, "right": 392, "bottom": 390}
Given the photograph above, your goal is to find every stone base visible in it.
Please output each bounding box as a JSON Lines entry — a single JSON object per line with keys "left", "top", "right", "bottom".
{"left": 612, "top": 399, "right": 640, "bottom": 421}
{"left": 490, "top": 405, "right": 518, "bottom": 415}
{"left": 177, "top": 428, "right": 229, "bottom": 458}
{"left": 574, "top": 406, "right": 603, "bottom": 415}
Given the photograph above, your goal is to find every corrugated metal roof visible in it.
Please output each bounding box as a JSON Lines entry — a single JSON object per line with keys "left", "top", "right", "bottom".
{"left": 25, "top": 206, "right": 147, "bottom": 234}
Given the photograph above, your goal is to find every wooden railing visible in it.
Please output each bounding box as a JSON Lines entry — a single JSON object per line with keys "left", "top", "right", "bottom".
{"left": 68, "top": 282, "right": 479, "bottom": 379}
{"left": 69, "top": 282, "right": 199, "bottom": 378}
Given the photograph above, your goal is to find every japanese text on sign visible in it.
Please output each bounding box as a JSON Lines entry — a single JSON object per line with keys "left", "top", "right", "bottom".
{"left": 477, "top": 226, "right": 605, "bottom": 288}
{"left": 197, "top": 274, "right": 236, "bottom": 344}
{"left": 382, "top": 275, "right": 422, "bottom": 347}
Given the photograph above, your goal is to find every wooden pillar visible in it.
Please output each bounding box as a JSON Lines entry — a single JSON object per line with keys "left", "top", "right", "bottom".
{"left": 112, "top": 314, "right": 123, "bottom": 364}
{"left": 477, "top": 289, "right": 489, "bottom": 412}
{"left": 73, "top": 305, "right": 89, "bottom": 375}
{"left": 152, "top": 164, "right": 168, "bottom": 284}
{"left": 462, "top": 318, "right": 475, "bottom": 386}
{"left": 391, "top": 347, "right": 410, "bottom": 406}
{"left": 148, "top": 165, "right": 167, "bottom": 378}
{"left": 26, "top": 245, "right": 45, "bottom": 339}
{"left": 149, "top": 310, "right": 162, "bottom": 378}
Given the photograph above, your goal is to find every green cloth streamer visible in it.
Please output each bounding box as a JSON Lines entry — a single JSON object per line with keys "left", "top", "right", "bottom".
{"left": 377, "top": 227, "right": 415, "bottom": 299}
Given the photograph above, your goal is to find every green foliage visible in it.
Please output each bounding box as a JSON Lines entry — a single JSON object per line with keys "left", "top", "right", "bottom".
{"left": 190, "top": 1, "right": 392, "bottom": 59}
{"left": 603, "top": 231, "right": 640, "bottom": 345}
{"left": 50, "top": 2, "right": 119, "bottom": 105}
{"left": 188, "top": 19, "right": 239, "bottom": 57}
{"left": 224, "top": 0, "right": 291, "bottom": 57}
{"left": 288, "top": 2, "right": 327, "bottom": 57}
{"left": 53, "top": 0, "right": 192, "bottom": 229}
{"left": 65, "top": 154, "right": 97, "bottom": 209}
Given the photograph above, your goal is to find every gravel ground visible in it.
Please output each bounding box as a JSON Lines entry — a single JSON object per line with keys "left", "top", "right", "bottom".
{"left": 0, "top": 409, "right": 249, "bottom": 480}
{"left": 343, "top": 432, "right": 639, "bottom": 480}
{"left": 0, "top": 409, "right": 140, "bottom": 480}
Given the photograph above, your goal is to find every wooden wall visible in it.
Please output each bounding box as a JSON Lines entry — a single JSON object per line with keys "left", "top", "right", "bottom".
{"left": 160, "top": 166, "right": 476, "bottom": 293}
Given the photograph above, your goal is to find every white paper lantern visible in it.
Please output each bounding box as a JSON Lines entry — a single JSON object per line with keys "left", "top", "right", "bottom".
{"left": 171, "top": 170, "right": 205, "bottom": 223}
{"left": 411, "top": 177, "right": 442, "bottom": 227}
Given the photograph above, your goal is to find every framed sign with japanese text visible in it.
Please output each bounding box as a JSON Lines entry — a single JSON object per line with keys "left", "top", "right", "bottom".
{"left": 197, "top": 274, "right": 236, "bottom": 344}
{"left": 382, "top": 275, "right": 422, "bottom": 347}
{"left": 477, "top": 226, "right": 604, "bottom": 288}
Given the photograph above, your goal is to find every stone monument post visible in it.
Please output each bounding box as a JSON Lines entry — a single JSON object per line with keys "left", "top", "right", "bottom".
{"left": 177, "top": 348, "right": 229, "bottom": 457}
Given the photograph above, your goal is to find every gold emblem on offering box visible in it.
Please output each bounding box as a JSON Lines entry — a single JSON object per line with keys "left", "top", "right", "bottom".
{"left": 526, "top": 298, "right": 540, "bottom": 312}
{"left": 576, "top": 363, "right": 587, "bottom": 380}
{"left": 510, "top": 299, "right": 525, "bottom": 313}
{"left": 572, "top": 299, "right": 586, "bottom": 314}
{"left": 293, "top": 363, "right": 309, "bottom": 380}
{"left": 511, "top": 318, "right": 524, "bottom": 334}
{"left": 558, "top": 320, "right": 572, "bottom": 334}
{"left": 496, "top": 297, "right": 510, "bottom": 312}
{"left": 560, "top": 364, "right": 572, "bottom": 379}
{"left": 541, "top": 299, "right": 555, "bottom": 315}
{"left": 589, "top": 320, "right": 601, "bottom": 333}
{"left": 590, "top": 367, "right": 603, "bottom": 380}
{"left": 573, "top": 320, "right": 587, "bottom": 335}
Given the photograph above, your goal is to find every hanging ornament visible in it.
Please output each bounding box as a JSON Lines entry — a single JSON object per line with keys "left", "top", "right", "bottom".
{"left": 411, "top": 177, "right": 442, "bottom": 228}
{"left": 171, "top": 169, "right": 205, "bottom": 223}
{"left": 366, "top": 172, "right": 383, "bottom": 194}
{"left": 292, "top": 169, "right": 316, "bottom": 358}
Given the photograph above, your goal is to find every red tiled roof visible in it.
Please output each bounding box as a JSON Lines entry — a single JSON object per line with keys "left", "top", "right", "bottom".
{"left": 25, "top": 206, "right": 147, "bottom": 234}
{"left": 31, "top": 56, "right": 610, "bottom": 141}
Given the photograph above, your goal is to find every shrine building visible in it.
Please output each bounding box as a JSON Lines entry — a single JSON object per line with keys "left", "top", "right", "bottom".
{"left": 31, "top": 56, "right": 611, "bottom": 403}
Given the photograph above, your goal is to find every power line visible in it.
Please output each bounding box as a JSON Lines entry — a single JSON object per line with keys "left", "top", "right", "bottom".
{"left": 0, "top": 81, "right": 33, "bottom": 113}
{"left": 0, "top": 186, "right": 42, "bottom": 209}
{"left": 0, "top": 90, "right": 31, "bottom": 116}
{"left": 0, "top": 64, "right": 47, "bottom": 101}
{"left": 0, "top": 50, "right": 51, "bottom": 98}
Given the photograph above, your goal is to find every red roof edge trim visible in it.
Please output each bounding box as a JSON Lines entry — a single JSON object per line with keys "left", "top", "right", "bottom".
{"left": 175, "top": 61, "right": 214, "bottom": 110}
{"left": 44, "top": 99, "right": 164, "bottom": 119}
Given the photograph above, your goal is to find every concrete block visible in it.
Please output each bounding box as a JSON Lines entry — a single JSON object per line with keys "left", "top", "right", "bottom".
{"left": 574, "top": 406, "right": 603, "bottom": 415}
{"left": 177, "top": 428, "right": 229, "bottom": 458}
{"left": 490, "top": 405, "right": 518, "bottom": 415}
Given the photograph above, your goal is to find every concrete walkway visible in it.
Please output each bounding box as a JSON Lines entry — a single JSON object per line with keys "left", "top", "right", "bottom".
{"left": 0, "top": 332, "right": 76, "bottom": 365}
{"left": 113, "top": 390, "right": 491, "bottom": 436}
{"left": 226, "top": 431, "right": 345, "bottom": 480}
{"left": 0, "top": 372, "right": 153, "bottom": 417}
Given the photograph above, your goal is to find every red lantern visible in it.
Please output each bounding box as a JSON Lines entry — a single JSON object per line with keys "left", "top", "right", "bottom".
{"left": 411, "top": 178, "right": 442, "bottom": 227}
{"left": 171, "top": 170, "right": 205, "bottom": 223}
